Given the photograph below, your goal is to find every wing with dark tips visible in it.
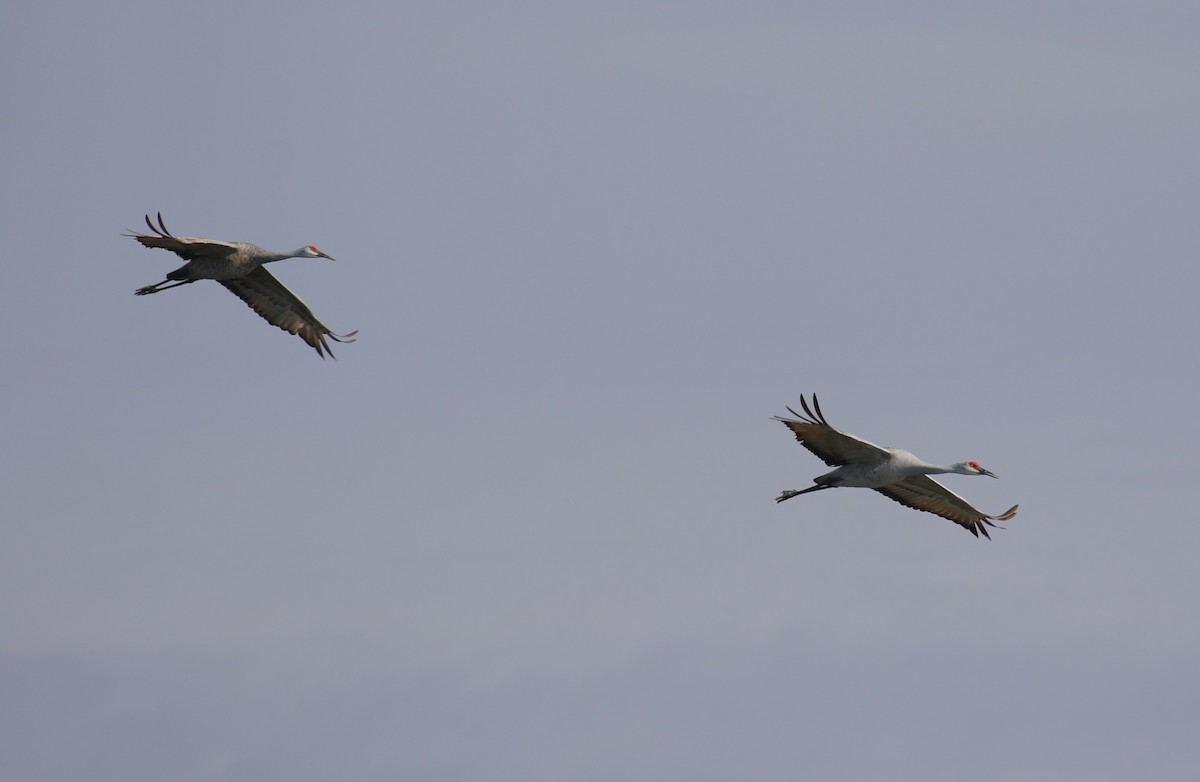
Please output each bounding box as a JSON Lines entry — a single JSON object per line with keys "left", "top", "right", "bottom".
{"left": 772, "top": 393, "right": 890, "bottom": 466}
{"left": 219, "top": 267, "right": 357, "bottom": 358}
{"left": 873, "top": 475, "right": 1018, "bottom": 539}
{"left": 124, "top": 212, "right": 239, "bottom": 262}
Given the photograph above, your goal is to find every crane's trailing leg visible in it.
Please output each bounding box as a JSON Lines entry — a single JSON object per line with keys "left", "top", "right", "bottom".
{"left": 775, "top": 484, "right": 834, "bottom": 503}
{"left": 135, "top": 279, "right": 196, "bottom": 295}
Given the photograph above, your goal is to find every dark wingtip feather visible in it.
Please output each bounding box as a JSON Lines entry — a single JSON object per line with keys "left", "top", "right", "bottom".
{"left": 994, "top": 504, "right": 1019, "bottom": 521}
{"left": 315, "top": 329, "right": 358, "bottom": 359}
{"left": 811, "top": 393, "right": 828, "bottom": 425}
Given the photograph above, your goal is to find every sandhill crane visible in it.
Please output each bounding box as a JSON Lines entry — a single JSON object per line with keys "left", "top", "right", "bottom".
{"left": 127, "top": 213, "right": 357, "bottom": 358}
{"left": 774, "top": 394, "right": 1018, "bottom": 538}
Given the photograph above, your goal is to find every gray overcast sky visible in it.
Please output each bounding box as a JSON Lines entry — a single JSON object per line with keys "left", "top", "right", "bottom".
{"left": 3, "top": 1, "right": 1199, "bottom": 780}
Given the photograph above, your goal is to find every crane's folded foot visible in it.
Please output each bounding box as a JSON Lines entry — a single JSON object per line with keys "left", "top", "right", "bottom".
{"left": 135, "top": 286, "right": 156, "bottom": 295}
{"left": 775, "top": 490, "right": 801, "bottom": 503}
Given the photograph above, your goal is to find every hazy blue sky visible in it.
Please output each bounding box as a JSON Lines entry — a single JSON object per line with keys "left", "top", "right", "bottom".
{"left": 3, "top": 2, "right": 1199, "bottom": 780}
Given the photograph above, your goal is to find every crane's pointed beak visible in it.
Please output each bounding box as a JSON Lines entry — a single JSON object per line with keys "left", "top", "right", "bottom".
{"left": 980, "top": 468, "right": 998, "bottom": 478}
{"left": 320, "top": 251, "right": 336, "bottom": 261}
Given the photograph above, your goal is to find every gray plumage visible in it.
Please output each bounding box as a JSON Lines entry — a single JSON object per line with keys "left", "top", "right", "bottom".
{"left": 774, "top": 394, "right": 1018, "bottom": 539}
{"left": 128, "top": 213, "right": 357, "bottom": 358}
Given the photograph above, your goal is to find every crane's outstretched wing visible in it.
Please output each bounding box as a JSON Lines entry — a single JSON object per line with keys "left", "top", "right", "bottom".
{"left": 873, "top": 475, "right": 1018, "bottom": 539}
{"left": 773, "top": 394, "right": 889, "bottom": 466}
{"left": 220, "top": 267, "right": 358, "bottom": 359}
{"left": 124, "top": 213, "right": 239, "bottom": 261}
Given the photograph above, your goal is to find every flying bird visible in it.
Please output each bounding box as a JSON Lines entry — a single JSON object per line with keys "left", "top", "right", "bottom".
{"left": 773, "top": 394, "right": 1017, "bottom": 538}
{"left": 128, "top": 213, "right": 357, "bottom": 358}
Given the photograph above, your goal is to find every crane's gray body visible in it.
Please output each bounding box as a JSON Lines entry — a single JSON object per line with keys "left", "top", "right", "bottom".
{"left": 811, "top": 448, "right": 959, "bottom": 489}
{"left": 156, "top": 240, "right": 290, "bottom": 283}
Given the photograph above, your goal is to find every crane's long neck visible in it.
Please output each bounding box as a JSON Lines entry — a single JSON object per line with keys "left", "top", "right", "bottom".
{"left": 262, "top": 250, "right": 301, "bottom": 263}
{"left": 898, "top": 458, "right": 955, "bottom": 477}
{"left": 889, "top": 451, "right": 981, "bottom": 479}
{"left": 906, "top": 460, "right": 977, "bottom": 478}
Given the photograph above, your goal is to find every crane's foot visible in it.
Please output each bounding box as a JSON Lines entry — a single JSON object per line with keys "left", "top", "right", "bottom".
{"left": 135, "top": 285, "right": 157, "bottom": 295}
{"left": 776, "top": 484, "right": 831, "bottom": 502}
